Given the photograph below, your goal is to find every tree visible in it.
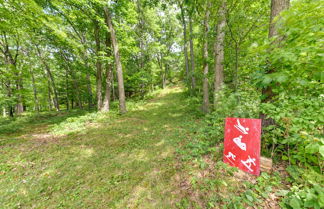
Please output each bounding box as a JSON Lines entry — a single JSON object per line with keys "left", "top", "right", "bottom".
{"left": 213, "top": 0, "right": 226, "bottom": 108}
{"left": 104, "top": 6, "right": 127, "bottom": 114}
{"left": 202, "top": 1, "right": 211, "bottom": 113}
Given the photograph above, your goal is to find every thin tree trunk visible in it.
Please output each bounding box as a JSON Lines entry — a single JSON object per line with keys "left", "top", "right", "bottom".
{"left": 189, "top": 15, "right": 196, "bottom": 92}
{"left": 44, "top": 63, "right": 59, "bottom": 111}
{"left": 30, "top": 69, "right": 40, "bottom": 112}
{"left": 36, "top": 46, "right": 59, "bottom": 111}
{"left": 213, "top": 0, "right": 226, "bottom": 108}
{"left": 93, "top": 19, "right": 103, "bottom": 111}
{"left": 81, "top": 35, "right": 93, "bottom": 110}
{"left": 47, "top": 79, "right": 53, "bottom": 111}
{"left": 65, "top": 68, "right": 70, "bottom": 110}
{"left": 104, "top": 7, "right": 127, "bottom": 114}
{"left": 179, "top": 4, "right": 190, "bottom": 90}
{"left": 234, "top": 45, "right": 239, "bottom": 92}
{"left": 112, "top": 70, "right": 116, "bottom": 101}
{"left": 202, "top": 2, "right": 210, "bottom": 113}
{"left": 86, "top": 71, "right": 93, "bottom": 109}
{"left": 16, "top": 78, "right": 24, "bottom": 114}
{"left": 70, "top": 69, "right": 82, "bottom": 109}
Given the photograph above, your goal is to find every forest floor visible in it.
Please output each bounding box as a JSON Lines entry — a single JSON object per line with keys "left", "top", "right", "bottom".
{"left": 0, "top": 86, "right": 288, "bottom": 208}
{"left": 0, "top": 86, "right": 202, "bottom": 208}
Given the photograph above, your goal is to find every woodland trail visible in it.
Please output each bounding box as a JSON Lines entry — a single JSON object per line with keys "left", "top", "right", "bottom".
{"left": 0, "top": 86, "right": 197, "bottom": 208}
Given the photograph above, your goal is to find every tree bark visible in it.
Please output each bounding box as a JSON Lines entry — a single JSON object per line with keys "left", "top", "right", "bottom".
{"left": 102, "top": 11, "right": 113, "bottom": 112}
{"left": 189, "top": 15, "right": 196, "bottom": 92}
{"left": 30, "top": 69, "right": 40, "bottom": 112}
{"left": 15, "top": 77, "right": 24, "bottom": 114}
{"left": 213, "top": 0, "right": 226, "bottom": 108}
{"left": 93, "top": 19, "right": 103, "bottom": 111}
{"left": 65, "top": 68, "right": 70, "bottom": 110}
{"left": 104, "top": 7, "right": 127, "bottom": 114}
{"left": 202, "top": 2, "right": 211, "bottom": 113}
{"left": 179, "top": 4, "right": 190, "bottom": 90}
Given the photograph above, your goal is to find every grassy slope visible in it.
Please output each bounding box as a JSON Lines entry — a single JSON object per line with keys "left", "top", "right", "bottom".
{"left": 0, "top": 87, "right": 198, "bottom": 208}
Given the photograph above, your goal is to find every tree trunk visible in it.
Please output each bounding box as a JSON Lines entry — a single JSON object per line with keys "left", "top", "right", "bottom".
{"left": 104, "top": 7, "right": 127, "bottom": 114}
{"left": 269, "top": 0, "right": 290, "bottom": 38}
{"left": 202, "top": 2, "right": 210, "bottom": 113}
{"left": 16, "top": 77, "right": 24, "bottom": 114}
{"left": 36, "top": 46, "right": 59, "bottom": 111}
{"left": 189, "top": 15, "right": 196, "bottom": 92}
{"left": 93, "top": 19, "right": 103, "bottom": 111}
{"left": 179, "top": 4, "right": 190, "bottom": 90}
{"left": 65, "top": 68, "right": 70, "bottom": 110}
{"left": 261, "top": 0, "right": 290, "bottom": 126}
{"left": 47, "top": 79, "right": 53, "bottom": 111}
{"left": 44, "top": 63, "right": 59, "bottom": 111}
{"left": 102, "top": 15, "right": 113, "bottom": 112}
{"left": 213, "top": 0, "right": 226, "bottom": 108}
{"left": 86, "top": 71, "right": 93, "bottom": 109}
{"left": 70, "top": 69, "right": 83, "bottom": 109}
{"left": 30, "top": 69, "right": 40, "bottom": 112}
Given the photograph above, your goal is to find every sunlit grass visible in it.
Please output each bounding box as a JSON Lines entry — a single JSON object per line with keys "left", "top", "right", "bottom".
{"left": 0, "top": 86, "right": 199, "bottom": 208}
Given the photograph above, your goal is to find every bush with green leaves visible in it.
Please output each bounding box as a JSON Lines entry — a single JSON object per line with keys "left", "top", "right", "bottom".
{"left": 278, "top": 166, "right": 324, "bottom": 209}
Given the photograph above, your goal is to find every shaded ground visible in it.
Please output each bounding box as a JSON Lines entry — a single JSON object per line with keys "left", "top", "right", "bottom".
{"left": 0, "top": 87, "right": 198, "bottom": 208}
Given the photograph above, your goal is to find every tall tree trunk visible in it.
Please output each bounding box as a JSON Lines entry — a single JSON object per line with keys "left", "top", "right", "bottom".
{"left": 86, "top": 71, "right": 93, "bottom": 109}
{"left": 179, "top": 4, "right": 190, "bottom": 90}
{"left": 104, "top": 7, "right": 127, "bottom": 114}
{"left": 65, "top": 68, "right": 70, "bottom": 110}
{"left": 202, "top": 2, "right": 210, "bottom": 113}
{"left": 36, "top": 46, "right": 59, "bottom": 111}
{"left": 47, "top": 79, "right": 53, "bottom": 111}
{"left": 70, "top": 69, "right": 82, "bottom": 109}
{"left": 81, "top": 35, "right": 93, "bottom": 110}
{"left": 16, "top": 77, "right": 24, "bottom": 114}
{"left": 111, "top": 70, "right": 116, "bottom": 101}
{"left": 261, "top": 0, "right": 290, "bottom": 126}
{"left": 30, "top": 69, "right": 40, "bottom": 112}
{"left": 213, "top": 0, "right": 226, "bottom": 108}
{"left": 93, "top": 19, "right": 103, "bottom": 111}
{"left": 102, "top": 13, "right": 113, "bottom": 112}
{"left": 44, "top": 63, "right": 59, "bottom": 111}
{"left": 189, "top": 15, "right": 196, "bottom": 92}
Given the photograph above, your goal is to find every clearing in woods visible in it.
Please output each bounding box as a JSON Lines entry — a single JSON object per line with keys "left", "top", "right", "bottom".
{"left": 0, "top": 87, "right": 198, "bottom": 208}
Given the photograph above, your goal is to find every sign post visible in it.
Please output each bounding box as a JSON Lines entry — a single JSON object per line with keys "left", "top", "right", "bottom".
{"left": 223, "top": 118, "right": 262, "bottom": 176}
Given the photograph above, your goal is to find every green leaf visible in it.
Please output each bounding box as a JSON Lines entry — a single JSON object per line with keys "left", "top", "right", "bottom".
{"left": 305, "top": 143, "right": 319, "bottom": 154}
{"left": 245, "top": 194, "right": 253, "bottom": 202}
{"left": 319, "top": 146, "right": 324, "bottom": 157}
{"left": 289, "top": 197, "right": 301, "bottom": 209}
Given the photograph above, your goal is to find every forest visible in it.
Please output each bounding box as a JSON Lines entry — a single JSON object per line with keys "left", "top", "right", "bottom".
{"left": 0, "top": 0, "right": 323, "bottom": 208}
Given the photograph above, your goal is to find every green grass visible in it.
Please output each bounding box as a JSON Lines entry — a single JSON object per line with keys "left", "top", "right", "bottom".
{"left": 0, "top": 87, "right": 200, "bottom": 208}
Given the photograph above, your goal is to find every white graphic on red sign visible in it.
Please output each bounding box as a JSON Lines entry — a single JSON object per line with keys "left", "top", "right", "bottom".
{"left": 225, "top": 152, "right": 236, "bottom": 164}
{"left": 234, "top": 119, "right": 249, "bottom": 134}
{"left": 241, "top": 155, "right": 256, "bottom": 172}
{"left": 233, "top": 135, "right": 246, "bottom": 151}
{"left": 223, "top": 118, "right": 261, "bottom": 176}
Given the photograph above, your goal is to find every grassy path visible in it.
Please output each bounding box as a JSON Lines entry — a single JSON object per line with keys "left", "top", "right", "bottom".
{"left": 0, "top": 87, "right": 197, "bottom": 208}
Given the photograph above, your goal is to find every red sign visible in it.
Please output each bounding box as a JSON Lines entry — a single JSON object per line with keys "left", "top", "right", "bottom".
{"left": 223, "top": 117, "right": 262, "bottom": 176}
